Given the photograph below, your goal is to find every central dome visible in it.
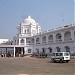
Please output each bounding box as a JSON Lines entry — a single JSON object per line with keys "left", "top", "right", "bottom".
{"left": 23, "top": 16, "right": 37, "bottom": 25}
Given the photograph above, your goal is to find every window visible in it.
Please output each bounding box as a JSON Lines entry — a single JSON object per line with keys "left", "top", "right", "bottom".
{"left": 56, "top": 47, "right": 60, "bottom": 52}
{"left": 28, "top": 49, "right": 31, "bottom": 53}
{"left": 20, "top": 39, "right": 24, "bottom": 43}
{"left": 27, "top": 29, "right": 29, "bottom": 33}
{"left": 48, "top": 47, "right": 52, "bottom": 53}
{"left": 25, "top": 30, "right": 26, "bottom": 33}
{"left": 20, "top": 29, "right": 21, "bottom": 34}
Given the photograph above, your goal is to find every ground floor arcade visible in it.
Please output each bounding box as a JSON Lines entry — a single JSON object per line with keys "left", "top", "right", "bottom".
{"left": 0, "top": 41, "right": 75, "bottom": 57}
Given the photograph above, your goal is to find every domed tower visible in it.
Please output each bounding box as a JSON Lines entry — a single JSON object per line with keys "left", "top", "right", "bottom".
{"left": 17, "top": 16, "right": 41, "bottom": 37}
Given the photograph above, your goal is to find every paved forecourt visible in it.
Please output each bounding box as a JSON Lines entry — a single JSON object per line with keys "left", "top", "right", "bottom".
{"left": 0, "top": 57, "right": 75, "bottom": 75}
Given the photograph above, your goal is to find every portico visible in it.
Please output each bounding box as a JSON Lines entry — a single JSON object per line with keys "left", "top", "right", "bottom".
{"left": 0, "top": 45, "right": 25, "bottom": 57}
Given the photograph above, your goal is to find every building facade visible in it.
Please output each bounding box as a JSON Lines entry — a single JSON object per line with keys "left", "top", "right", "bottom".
{"left": 0, "top": 16, "right": 75, "bottom": 57}
{"left": 13, "top": 16, "right": 75, "bottom": 55}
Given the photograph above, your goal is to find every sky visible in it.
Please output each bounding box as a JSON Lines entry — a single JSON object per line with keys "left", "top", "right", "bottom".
{"left": 0, "top": 0, "right": 74, "bottom": 39}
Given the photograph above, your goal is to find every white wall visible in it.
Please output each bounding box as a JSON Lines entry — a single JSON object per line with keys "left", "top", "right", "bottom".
{"left": 0, "top": 39, "right": 9, "bottom": 44}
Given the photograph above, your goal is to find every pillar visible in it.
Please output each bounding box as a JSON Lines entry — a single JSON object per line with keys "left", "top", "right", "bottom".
{"left": 46, "top": 35, "right": 48, "bottom": 44}
{"left": 40, "top": 36, "right": 42, "bottom": 45}
{"left": 24, "top": 47, "right": 26, "bottom": 55}
{"left": 71, "top": 29, "right": 74, "bottom": 40}
{"left": 24, "top": 38, "right": 26, "bottom": 45}
{"left": 14, "top": 47, "right": 15, "bottom": 57}
{"left": 53, "top": 33, "right": 56, "bottom": 43}
{"left": 34, "top": 38, "right": 36, "bottom": 45}
{"left": 61, "top": 31, "right": 64, "bottom": 42}
{"left": 19, "top": 39, "right": 21, "bottom": 45}
{"left": 6, "top": 48, "right": 7, "bottom": 57}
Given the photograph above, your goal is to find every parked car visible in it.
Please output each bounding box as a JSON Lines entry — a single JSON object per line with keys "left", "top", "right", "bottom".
{"left": 51, "top": 52, "right": 70, "bottom": 63}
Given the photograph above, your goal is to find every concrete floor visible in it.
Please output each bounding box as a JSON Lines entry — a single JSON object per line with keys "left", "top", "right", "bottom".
{"left": 0, "top": 57, "right": 75, "bottom": 75}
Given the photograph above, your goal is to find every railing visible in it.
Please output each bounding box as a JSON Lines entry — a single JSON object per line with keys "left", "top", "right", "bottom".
{"left": 17, "top": 34, "right": 31, "bottom": 37}
{"left": 36, "top": 42, "right": 41, "bottom": 45}
{"left": 26, "top": 43, "right": 34, "bottom": 45}
{"left": 42, "top": 41, "right": 47, "bottom": 44}
{"left": 64, "top": 38, "right": 72, "bottom": 41}
{"left": 55, "top": 39, "right": 62, "bottom": 42}
{"left": 20, "top": 43, "right": 24, "bottom": 45}
{"left": 48, "top": 40, "right": 54, "bottom": 43}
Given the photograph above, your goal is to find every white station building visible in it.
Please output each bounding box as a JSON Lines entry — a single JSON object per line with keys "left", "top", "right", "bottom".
{"left": 0, "top": 16, "right": 75, "bottom": 57}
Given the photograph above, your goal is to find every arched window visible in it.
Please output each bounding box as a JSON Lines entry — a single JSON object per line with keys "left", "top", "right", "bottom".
{"left": 48, "top": 47, "right": 52, "bottom": 53}
{"left": 25, "top": 30, "right": 26, "bottom": 33}
{"left": 31, "top": 38, "right": 34, "bottom": 45}
{"left": 56, "top": 47, "right": 60, "bottom": 52}
{"left": 36, "top": 48, "right": 39, "bottom": 54}
{"left": 42, "top": 48, "right": 46, "bottom": 54}
{"left": 65, "top": 46, "right": 70, "bottom": 52}
{"left": 20, "top": 39, "right": 24, "bottom": 43}
{"left": 28, "top": 49, "right": 31, "bottom": 53}
{"left": 27, "top": 29, "right": 29, "bottom": 33}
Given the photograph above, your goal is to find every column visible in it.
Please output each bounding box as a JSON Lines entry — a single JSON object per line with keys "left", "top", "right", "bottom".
{"left": 46, "top": 35, "right": 48, "bottom": 44}
{"left": 34, "top": 38, "right": 36, "bottom": 45}
{"left": 40, "top": 36, "right": 42, "bottom": 45}
{"left": 24, "top": 47, "right": 26, "bottom": 55}
{"left": 71, "top": 29, "right": 74, "bottom": 40}
{"left": 5, "top": 48, "right": 7, "bottom": 57}
{"left": 16, "top": 40, "right": 17, "bottom": 45}
{"left": 19, "top": 39, "right": 21, "bottom": 45}
{"left": 61, "top": 31, "right": 64, "bottom": 42}
{"left": 14, "top": 47, "right": 15, "bottom": 57}
{"left": 24, "top": 38, "right": 26, "bottom": 45}
{"left": 53, "top": 33, "right": 56, "bottom": 43}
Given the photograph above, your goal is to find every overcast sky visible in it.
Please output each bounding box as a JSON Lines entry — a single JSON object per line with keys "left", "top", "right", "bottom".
{"left": 0, "top": 0, "right": 74, "bottom": 39}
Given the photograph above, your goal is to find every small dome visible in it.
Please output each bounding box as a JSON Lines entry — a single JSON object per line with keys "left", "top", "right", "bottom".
{"left": 22, "top": 16, "right": 36, "bottom": 25}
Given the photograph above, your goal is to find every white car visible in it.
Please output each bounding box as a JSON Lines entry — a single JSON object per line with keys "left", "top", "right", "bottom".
{"left": 51, "top": 52, "right": 70, "bottom": 63}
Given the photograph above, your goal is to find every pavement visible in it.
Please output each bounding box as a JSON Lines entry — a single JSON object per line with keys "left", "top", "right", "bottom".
{"left": 0, "top": 57, "right": 75, "bottom": 75}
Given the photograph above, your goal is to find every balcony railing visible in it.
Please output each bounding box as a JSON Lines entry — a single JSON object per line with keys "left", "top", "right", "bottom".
{"left": 26, "top": 43, "right": 34, "bottom": 45}
{"left": 48, "top": 40, "right": 54, "bottom": 43}
{"left": 55, "top": 39, "right": 62, "bottom": 42}
{"left": 64, "top": 37, "right": 72, "bottom": 41}
{"left": 20, "top": 43, "right": 24, "bottom": 45}
{"left": 36, "top": 42, "right": 41, "bottom": 45}
{"left": 17, "top": 34, "right": 31, "bottom": 37}
{"left": 42, "top": 41, "right": 47, "bottom": 44}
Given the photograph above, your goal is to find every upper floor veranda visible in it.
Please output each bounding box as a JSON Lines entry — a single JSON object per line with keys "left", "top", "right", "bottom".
{"left": 14, "top": 23, "right": 75, "bottom": 45}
